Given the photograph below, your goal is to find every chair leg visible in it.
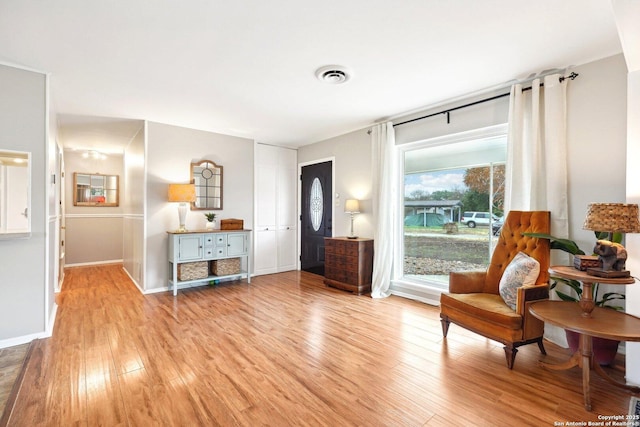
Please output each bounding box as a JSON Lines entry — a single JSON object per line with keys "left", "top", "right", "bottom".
{"left": 440, "top": 316, "right": 450, "bottom": 337}
{"left": 504, "top": 345, "right": 517, "bottom": 369}
{"left": 537, "top": 338, "right": 547, "bottom": 355}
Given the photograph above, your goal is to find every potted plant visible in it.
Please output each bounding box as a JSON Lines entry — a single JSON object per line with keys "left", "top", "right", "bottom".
{"left": 204, "top": 212, "right": 217, "bottom": 230}
{"left": 524, "top": 231, "right": 626, "bottom": 365}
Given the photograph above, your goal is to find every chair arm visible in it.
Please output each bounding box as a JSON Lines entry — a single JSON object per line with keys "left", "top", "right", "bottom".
{"left": 515, "top": 284, "right": 549, "bottom": 315}
{"left": 449, "top": 270, "right": 487, "bottom": 294}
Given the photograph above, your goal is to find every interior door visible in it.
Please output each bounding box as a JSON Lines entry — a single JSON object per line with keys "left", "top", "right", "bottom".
{"left": 300, "top": 161, "right": 332, "bottom": 275}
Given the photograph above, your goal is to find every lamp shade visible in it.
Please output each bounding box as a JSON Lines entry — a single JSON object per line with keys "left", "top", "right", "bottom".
{"left": 582, "top": 203, "right": 640, "bottom": 233}
{"left": 168, "top": 183, "right": 196, "bottom": 203}
{"left": 344, "top": 199, "right": 360, "bottom": 214}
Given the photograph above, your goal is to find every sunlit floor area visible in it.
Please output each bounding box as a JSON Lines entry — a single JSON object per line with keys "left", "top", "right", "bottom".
{"left": 2, "top": 264, "right": 636, "bottom": 426}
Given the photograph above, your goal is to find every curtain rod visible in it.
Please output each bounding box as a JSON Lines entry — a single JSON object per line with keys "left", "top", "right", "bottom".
{"left": 392, "top": 71, "right": 579, "bottom": 128}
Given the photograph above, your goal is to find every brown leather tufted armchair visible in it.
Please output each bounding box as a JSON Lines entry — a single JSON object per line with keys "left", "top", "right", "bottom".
{"left": 440, "top": 211, "right": 551, "bottom": 369}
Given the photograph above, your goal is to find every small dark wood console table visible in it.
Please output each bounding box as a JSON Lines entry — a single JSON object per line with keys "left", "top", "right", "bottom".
{"left": 323, "top": 237, "right": 373, "bottom": 295}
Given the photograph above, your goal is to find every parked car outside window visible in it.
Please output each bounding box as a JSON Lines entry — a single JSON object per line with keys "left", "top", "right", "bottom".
{"left": 492, "top": 216, "right": 504, "bottom": 235}
{"left": 460, "top": 211, "right": 500, "bottom": 228}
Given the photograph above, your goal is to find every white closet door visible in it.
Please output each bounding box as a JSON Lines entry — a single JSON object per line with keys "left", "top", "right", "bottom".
{"left": 255, "top": 144, "right": 298, "bottom": 275}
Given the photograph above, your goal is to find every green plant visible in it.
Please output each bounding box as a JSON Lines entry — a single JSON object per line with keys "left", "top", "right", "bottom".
{"left": 523, "top": 232, "right": 626, "bottom": 310}
{"left": 204, "top": 212, "right": 217, "bottom": 222}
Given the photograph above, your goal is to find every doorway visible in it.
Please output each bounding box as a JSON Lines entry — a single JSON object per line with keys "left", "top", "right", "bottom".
{"left": 300, "top": 161, "right": 333, "bottom": 275}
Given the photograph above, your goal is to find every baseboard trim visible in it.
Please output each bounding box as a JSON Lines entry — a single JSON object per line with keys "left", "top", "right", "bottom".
{"left": 64, "top": 259, "right": 123, "bottom": 268}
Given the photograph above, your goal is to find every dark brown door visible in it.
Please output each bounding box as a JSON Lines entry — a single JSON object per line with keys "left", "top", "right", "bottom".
{"left": 300, "top": 161, "right": 332, "bottom": 275}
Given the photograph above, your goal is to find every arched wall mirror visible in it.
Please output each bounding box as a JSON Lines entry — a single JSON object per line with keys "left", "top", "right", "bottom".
{"left": 0, "top": 149, "right": 31, "bottom": 238}
{"left": 73, "top": 172, "right": 119, "bottom": 206}
{"left": 191, "top": 160, "right": 223, "bottom": 210}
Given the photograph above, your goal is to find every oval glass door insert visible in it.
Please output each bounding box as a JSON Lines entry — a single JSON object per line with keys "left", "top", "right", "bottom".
{"left": 310, "top": 177, "right": 323, "bottom": 231}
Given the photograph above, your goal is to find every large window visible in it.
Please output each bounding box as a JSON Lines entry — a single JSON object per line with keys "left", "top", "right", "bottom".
{"left": 400, "top": 126, "right": 507, "bottom": 290}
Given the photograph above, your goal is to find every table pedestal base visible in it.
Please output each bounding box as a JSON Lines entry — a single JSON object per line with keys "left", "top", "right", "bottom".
{"left": 539, "top": 334, "right": 640, "bottom": 411}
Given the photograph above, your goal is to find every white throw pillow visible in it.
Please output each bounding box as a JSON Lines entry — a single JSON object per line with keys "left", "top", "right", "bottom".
{"left": 499, "top": 252, "right": 541, "bottom": 310}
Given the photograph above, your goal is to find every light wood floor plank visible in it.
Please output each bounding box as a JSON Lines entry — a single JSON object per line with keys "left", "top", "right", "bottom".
{"left": 4, "top": 265, "right": 637, "bottom": 426}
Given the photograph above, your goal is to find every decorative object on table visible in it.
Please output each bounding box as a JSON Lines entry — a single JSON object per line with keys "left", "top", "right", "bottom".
{"left": 344, "top": 199, "right": 360, "bottom": 239}
{"left": 204, "top": 212, "right": 217, "bottom": 230}
{"left": 573, "top": 255, "right": 600, "bottom": 271}
{"left": 593, "top": 240, "right": 627, "bottom": 271}
{"left": 583, "top": 202, "right": 640, "bottom": 278}
{"left": 168, "top": 183, "right": 196, "bottom": 232}
{"left": 220, "top": 218, "right": 243, "bottom": 230}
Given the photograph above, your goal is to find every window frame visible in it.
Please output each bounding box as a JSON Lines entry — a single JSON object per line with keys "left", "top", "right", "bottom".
{"left": 392, "top": 123, "right": 508, "bottom": 293}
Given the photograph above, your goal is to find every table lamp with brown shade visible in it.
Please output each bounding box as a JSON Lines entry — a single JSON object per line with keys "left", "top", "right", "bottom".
{"left": 582, "top": 202, "right": 640, "bottom": 278}
{"left": 168, "top": 183, "right": 196, "bottom": 232}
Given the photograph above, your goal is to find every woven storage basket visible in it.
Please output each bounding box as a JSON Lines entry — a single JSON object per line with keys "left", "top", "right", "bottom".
{"left": 212, "top": 258, "right": 241, "bottom": 276}
{"left": 178, "top": 261, "right": 209, "bottom": 281}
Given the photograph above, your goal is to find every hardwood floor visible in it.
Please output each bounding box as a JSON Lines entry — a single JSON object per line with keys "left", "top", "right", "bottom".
{"left": 0, "top": 343, "right": 30, "bottom": 421}
{"left": 3, "top": 264, "right": 637, "bottom": 426}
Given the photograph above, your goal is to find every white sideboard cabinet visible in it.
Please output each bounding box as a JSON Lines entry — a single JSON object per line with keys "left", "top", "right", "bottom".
{"left": 167, "top": 229, "right": 251, "bottom": 295}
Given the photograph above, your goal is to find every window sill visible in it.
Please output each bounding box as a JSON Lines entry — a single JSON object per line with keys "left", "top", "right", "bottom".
{"left": 390, "top": 277, "right": 447, "bottom": 306}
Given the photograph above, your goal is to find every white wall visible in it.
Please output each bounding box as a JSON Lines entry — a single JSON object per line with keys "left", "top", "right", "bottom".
{"left": 297, "top": 128, "right": 374, "bottom": 240}
{"left": 394, "top": 89, "right": 510, "bottom": 145}
{"left": 626, "top": 69, "right": 640, "bottom": 386}
{"left": 565, "top": 54, "right": 628, "bottom": 253}
{"left": 123, "top": 125, "right": 145, "bottom": 289}
{"left": 63, "top": 150, "right": 125, "bottom": 265}
{"left": 0, "top": 63, "right": 48, "bottom": 345}
{"left": 144, "top": 122, "right": 254, "bottom": 292}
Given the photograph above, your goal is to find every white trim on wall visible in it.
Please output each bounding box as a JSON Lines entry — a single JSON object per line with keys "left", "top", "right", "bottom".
{"left": 65, "top": 259, "right": 123, "bottom": 268}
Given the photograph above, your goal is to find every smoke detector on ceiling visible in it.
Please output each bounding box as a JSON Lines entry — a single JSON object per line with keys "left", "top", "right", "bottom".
{"left": 315, "top": 65, "right": 351, "bottom": 84}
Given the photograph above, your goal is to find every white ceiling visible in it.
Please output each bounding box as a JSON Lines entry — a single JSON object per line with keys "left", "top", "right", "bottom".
{"left": 0, "top": 0, "right": 624, "bottom": 151}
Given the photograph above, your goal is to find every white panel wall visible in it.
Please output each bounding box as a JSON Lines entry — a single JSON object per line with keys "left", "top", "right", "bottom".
{"left": 0, "top": 64, "right": 47, "bottom": 345}
{"left": 123, "top": 125, "right": 145, "bottom": 288}
{"left": 145, "top": 122, "right": 254, "bottom": 292}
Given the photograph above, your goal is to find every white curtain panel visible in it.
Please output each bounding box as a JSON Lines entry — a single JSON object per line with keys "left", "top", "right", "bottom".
{"left": 370, "top": 122, "right": 396, "bottom": 298}
{"left": 505, "top": 74, "right": 569, "bottom": 238}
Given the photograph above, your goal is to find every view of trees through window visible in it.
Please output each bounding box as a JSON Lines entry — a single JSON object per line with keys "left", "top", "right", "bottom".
{"left": 403, "top": 163, "right": 505, "bottom": 287}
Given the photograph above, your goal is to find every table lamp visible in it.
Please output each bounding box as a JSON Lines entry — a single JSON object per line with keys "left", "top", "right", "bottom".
{"left": 344, "top": 199, "right": 360, "bottom": 239}
{"left": 582, "top": 202, "right": 640, "bottom": 277}
{"left": 168, "top": 183, "right": 196, "bottom": 232}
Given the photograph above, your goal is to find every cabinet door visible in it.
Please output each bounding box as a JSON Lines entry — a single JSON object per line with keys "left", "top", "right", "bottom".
{"left": 255, "top": 229, "right": 277, "bottom": 275}
{"left": 277, "top": 148, "right": 297, "bottom": 228}
{"left": 227, "top": 233, "right": 247, "bottom": 256}
{"left": 277, "top": 227, "right": 297, "bottom": 272}
{"left": 178, "top": 235, "right": 203, "bottom": 261}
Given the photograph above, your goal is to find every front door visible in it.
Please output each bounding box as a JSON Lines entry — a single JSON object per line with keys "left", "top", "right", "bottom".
{"left": 300, "top": 161, "right": 332, "bottom": 275}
